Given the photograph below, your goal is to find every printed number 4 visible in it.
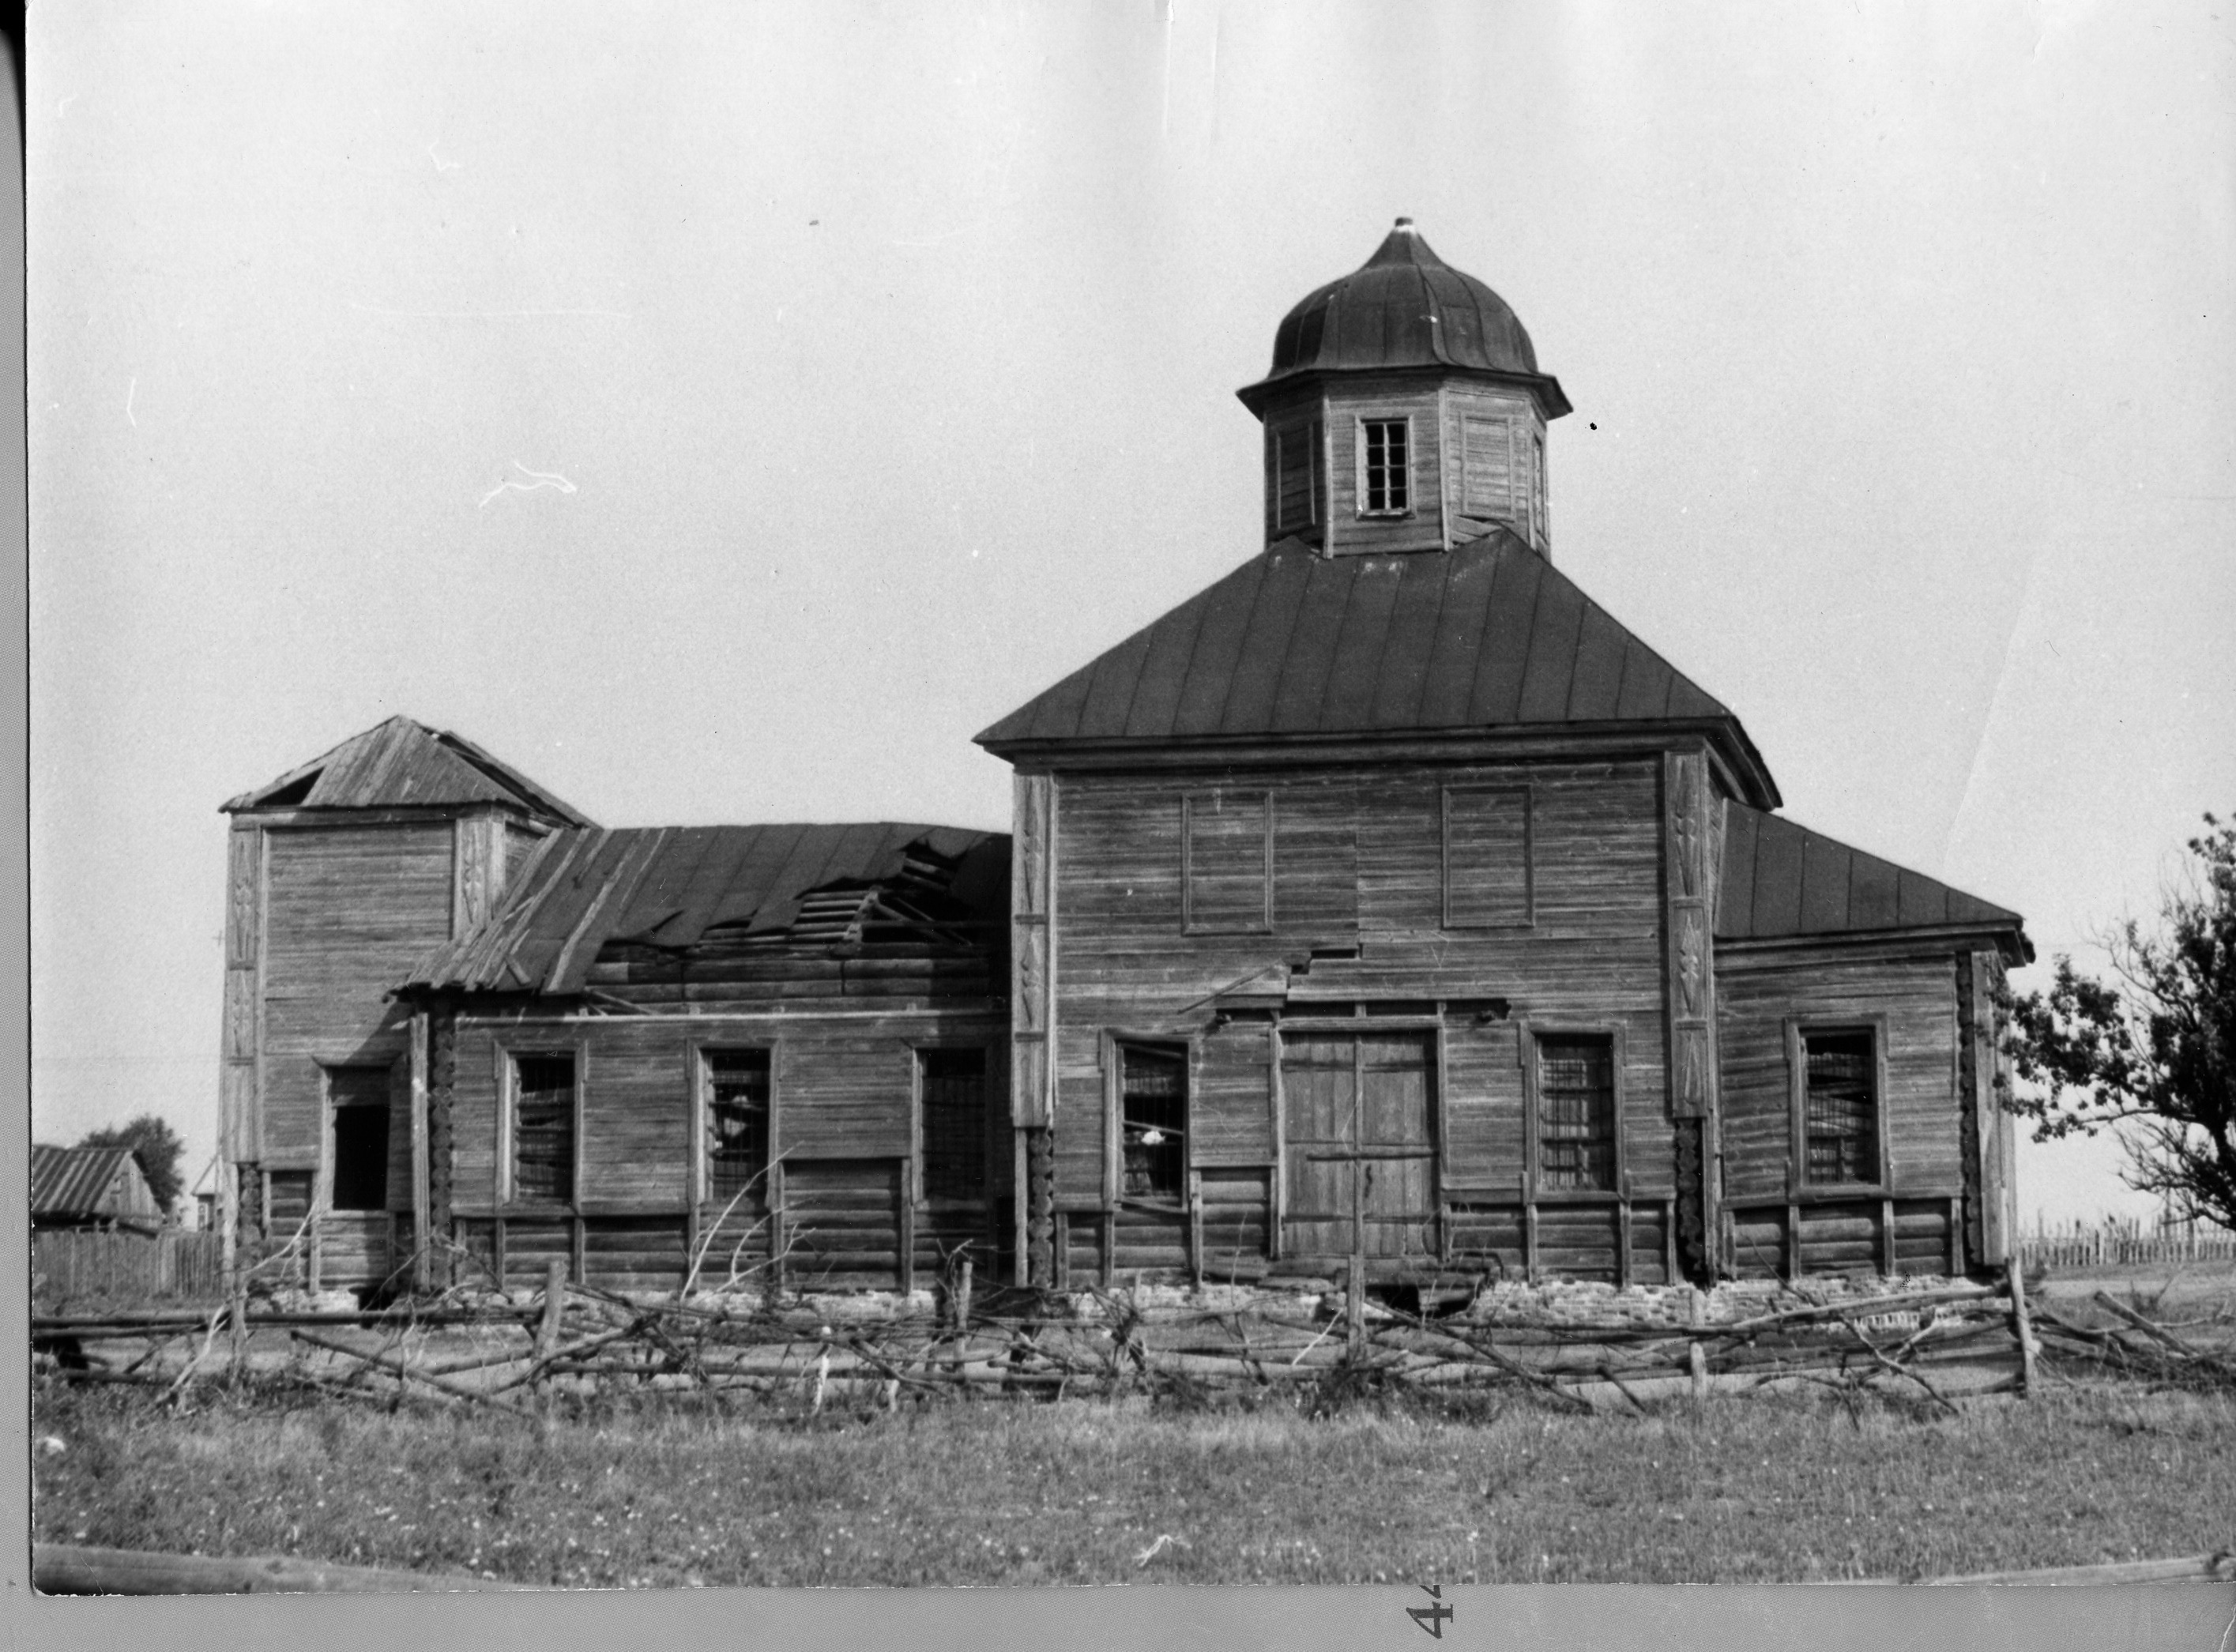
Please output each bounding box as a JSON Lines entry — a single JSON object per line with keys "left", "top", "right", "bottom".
{"left": 1408, "top": 1584, "right": 1453, "bottom": 1639}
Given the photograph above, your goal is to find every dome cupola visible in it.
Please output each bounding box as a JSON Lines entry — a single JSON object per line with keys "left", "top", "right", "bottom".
{"left": 1240, "top": 220, "right": 1569, "bottom": 560}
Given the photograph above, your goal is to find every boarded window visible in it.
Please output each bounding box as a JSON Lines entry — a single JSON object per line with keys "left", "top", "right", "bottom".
{"left": 920, "top": 1048, "right": 988, "bottom": 1204}
{"left": 1274, "top": 421, "right": 1322, "bottom": 532}
{"left": 1120, "top": 1044, "right": 1188, "bottom": 1201}
{"left": 1361, "top": 418, "right": 1410, "bottom": 514}
{"left": 1184, "top": 791, "right": 1272, "bottom": 933}
{"left": 1530, "top": 431, "right": 1547, "bottom": 545}
{"left": 267, "top": 1170, "right": 314, "bottom": 1230}
{"left": 1461, "top": 414, "right": 1514, "bottom": 518}
{"left": 1537, "top": 1034, "right": 1616, "bottom": 1192}
{"left": 326, "top": 1064, "right": 390, "bottom": 1213}
{"left": 705, "top": 1048, "right": 771, "bottom": 1204}
{"left": 512, "top": 1053, "right": 576, "bottom": 1204}
{"left": 1443, "top": 787, "right": 1532, "bottom": 928}
{"left": 1803, "top": 1031, "right": 1878, "bottom": 1185}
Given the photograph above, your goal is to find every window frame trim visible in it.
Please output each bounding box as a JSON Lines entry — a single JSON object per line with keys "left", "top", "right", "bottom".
{"left": 494, "top": 1035, "right": 588, "bottom": 1212}
{"left": 1785, "top": 1015, "right": 1894, "bottom": 1198}
{"left": 318, "top": 1058, "right": 399, "bottom": 1217}
{"left": 1180, "top": 789, "right": 1275, "bottom": 935}
{"left": 1271, "top": 417, "right": 1325, "bottom": 535}
{"left": 1440, "top": 783, "right": 1536, "bottom": 931}
{"left": 1520, "top": 1021, "right": 1628, "bottom": 1203}
{"left": 690, "top": 1038, "right": 779, "bottom": 1210}
{"left": 1353, "top": 412, "right": 1417, "bottom": 518}
{"left": 912, "top": 1037, "right": 1000, "bottom": 1210}
{"left": 1102, "top": 1030, "right": 1196, "bottom": 1212}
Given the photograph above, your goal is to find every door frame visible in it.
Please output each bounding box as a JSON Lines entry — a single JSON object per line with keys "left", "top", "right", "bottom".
{"left": 1272, "top": 1020, "right": 1446, "bottom": 1273}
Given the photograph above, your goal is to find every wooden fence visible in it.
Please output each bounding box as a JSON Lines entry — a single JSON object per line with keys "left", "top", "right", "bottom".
{"left": 32, "top": 1229, "right": 226, "bottom": 1307}
{"left": 2017, "top": 1216, "right": 2236, "bottom": 1272}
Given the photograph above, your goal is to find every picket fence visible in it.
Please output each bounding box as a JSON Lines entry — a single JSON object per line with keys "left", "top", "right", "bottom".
{"left": 2017, "top": 1216, "right": 2236, "bottom": 1272}
{"left": 32, "top": 1229, "right": 226, "bottom": 1306}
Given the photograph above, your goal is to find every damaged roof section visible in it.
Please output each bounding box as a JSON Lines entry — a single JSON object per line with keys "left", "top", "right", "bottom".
{"left": 222, "top": 715, "right": 593, "bottom": 824}
{"left": 1718, "top": 803, "right": 2031, "bottom": 961}
{"left": 404, "top": 822, "right": 1009, "bottom": 995}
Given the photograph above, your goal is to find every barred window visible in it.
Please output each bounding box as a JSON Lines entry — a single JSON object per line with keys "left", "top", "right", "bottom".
{"left": 920, "top": 1048, "right": 988, "bottom": 1204}
{"left": 1120, "top": 1044, "right": 1188, "bottom": 1201}
{"left": 512, "top": 1053, "right": 576, "bottom": 1204}
{"left": 1361, "top": 418, "right": 1410, "bottom": 514}
{"left": 704, "top": 1048, "right": 771, "bottom": 1204}
{"left": 1537, "top": 1034, "right": 1616, "bottom": 1191}
{"left": 1803, "top": 1031, "right": 1878, "bottom": 1185}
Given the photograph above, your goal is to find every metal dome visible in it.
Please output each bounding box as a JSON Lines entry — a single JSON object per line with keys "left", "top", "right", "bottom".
{"left": 1239, "top": 219, "right": 1570, "bottom": 416}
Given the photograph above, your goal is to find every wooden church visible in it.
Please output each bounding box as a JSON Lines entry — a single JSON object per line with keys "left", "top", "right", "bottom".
{"left": 216, "top": 220, "right": 2030, "bottom": 1303}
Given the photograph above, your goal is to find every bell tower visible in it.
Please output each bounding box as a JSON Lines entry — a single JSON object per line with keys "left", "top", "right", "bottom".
{"left": 1237, "top": 219, "right": 1571, "bottom": 559}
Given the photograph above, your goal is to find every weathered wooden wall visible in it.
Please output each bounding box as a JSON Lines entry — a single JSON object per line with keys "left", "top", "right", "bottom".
{"left": 441, "top": 942, "right": 1007, "bottom": 1295}
{"left": 1048, "top": 755, "right": 1669, "bottom": 1283}
{"left": 259, "top": 823, "right": 453, "bottom": 1180}
{"left": 1716, "top": 945, "right": 1967, "bottom": 1279}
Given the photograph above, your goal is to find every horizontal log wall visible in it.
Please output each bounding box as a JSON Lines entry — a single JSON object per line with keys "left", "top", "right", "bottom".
{"left": 1725, "top": 1198, "right": 1957, "bottom": 1282}
{"left": 1717, "top": 949, "right": 1966, "bottom": 1208}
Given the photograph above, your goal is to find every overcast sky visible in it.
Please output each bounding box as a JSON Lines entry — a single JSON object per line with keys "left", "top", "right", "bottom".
{"left": 28, "top": 2, "right": 2234, "bottom": 1226}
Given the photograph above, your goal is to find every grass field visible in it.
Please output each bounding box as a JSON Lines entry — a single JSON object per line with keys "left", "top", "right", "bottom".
{"left": 32, "top": 1375, "right": 2236, "bottom": 1587}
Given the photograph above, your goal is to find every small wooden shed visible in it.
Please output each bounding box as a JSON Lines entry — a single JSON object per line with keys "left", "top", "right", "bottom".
{"left": 32, "top": 1145, "right": 165, "bottom": 1234}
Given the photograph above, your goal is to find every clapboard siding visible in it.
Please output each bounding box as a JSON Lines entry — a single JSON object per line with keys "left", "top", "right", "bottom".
{"left": 262, "top": 825, "right": 455, "bottom": 1169}
{"left": 1718, "top": 951, "right": 1963, "bottom": 1206}
{"left": 1052, "top": 757, "right": 1670, "bottom": 1234}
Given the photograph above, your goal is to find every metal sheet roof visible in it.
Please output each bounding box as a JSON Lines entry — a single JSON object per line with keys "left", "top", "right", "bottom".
{"left": 223, "top": 717, "right": 593, "bottom": 824}
{"left": 32, "top": 1145, "right": 160, "bottom": 1221}
{"left": 975, "top": 532, "right": 1778, "bottom": 805}
{"left": 1240, "top": 220, "right": 1571, "bottom": 416}
{"left": 1718, "top": 803, "right": 2028, "bottom": 956}
{"left": 405, "top": 822, "right": 1007, "bottom": 995}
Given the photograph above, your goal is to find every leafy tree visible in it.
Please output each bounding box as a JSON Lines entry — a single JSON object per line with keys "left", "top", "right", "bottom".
{"left": 77, "top": 1112, "right": 187, "bottom": 1217}
{"left": 2005, "top": 814, "right": 2236, "bottom": 1231}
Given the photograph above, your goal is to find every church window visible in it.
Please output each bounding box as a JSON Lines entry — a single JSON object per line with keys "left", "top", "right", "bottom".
{"left": 1799, "top": 1029, "right": 1880, "bottom": 1186}
{"left": 1183, "top": 789, "right": 1274, "bottom": 933}
{"left": 1534, "top": 1033, "right": 1617, "bottom": 1192}
{"left": 702, "top": 1048, "right": 771, "bottom": 1205}
{"left": 1274, "top": 421, "right": 1322, "bottom": 532}
{"left": 509, "top": 1052, "right": 578, "bottom": 1204}
{"left": 1360, "top": 418, "right": 1411, "bottom": 514}
{"left": 1442, "top": 785, "right": 1533, "bottom": 928}
{"left": 1118, "top": 1044, "right": 1188, "bottom": 1202}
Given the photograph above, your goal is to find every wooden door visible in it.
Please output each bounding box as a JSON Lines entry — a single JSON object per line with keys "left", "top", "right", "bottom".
{"left": 1281, "top": 1033, "right": 1437, "bottom": 1267}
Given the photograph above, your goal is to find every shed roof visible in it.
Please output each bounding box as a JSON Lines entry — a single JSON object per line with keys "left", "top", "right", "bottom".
{"left": 1718, "top": 802, "right": 2030, "bottom": 959}
{"left": 404, "top": 821, "right": 1007, "bottom": 995}
{"left": 975, "top": 532, "right": 1779, "bottom": 806}
{"left": 223, "top": 716, "right": 593, "bottom": 824}
{"left": 32, "top": 1145, "right": 160, "bottom": 1221}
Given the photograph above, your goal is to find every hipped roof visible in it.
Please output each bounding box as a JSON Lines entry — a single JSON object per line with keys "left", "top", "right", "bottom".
{"left": 404, "top": 821, "right": 1007, "bottom": 995}
{"left": 976, "top": 532, "right": 1779, "bottom": 807}
{"left": 224, "top": 716, "right": 593, "bottom": 824}
{"left": 1718, "top": 802, "right": 2030, "bottom": 960}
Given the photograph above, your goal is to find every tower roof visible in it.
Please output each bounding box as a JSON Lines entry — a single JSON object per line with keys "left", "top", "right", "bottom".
{"left": 1239, "top": 220, "right": 1572, "bottom": 417}
{"left": 222, "top": 715, "right": 593, "bottom": 823}
{"left": 974, "top": 529, "right": 1779, "bottom": 807}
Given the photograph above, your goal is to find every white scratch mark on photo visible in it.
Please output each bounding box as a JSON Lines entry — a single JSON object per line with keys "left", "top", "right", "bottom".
{"left": 480, "top": 462, "right": 578, "bottom": 508}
